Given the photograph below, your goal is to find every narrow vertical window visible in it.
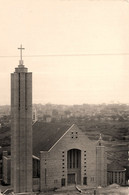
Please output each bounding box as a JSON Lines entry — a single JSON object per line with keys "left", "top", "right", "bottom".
{"left": 19, "top": 73, "right": 20, "bottom": 109}
{"left": 67, "top": 149, "right": 81, "bottom": 169}
{"left": 70, "top": 150, "right": 72, "bottom": 168}
{"left": 73, "top": 149, "right": 75, "bottom": 168}
{"left": 83, "top": 177, "right": 87, "bottom": 185}
{"left": 25, "top": 73, "right": 27, "bottom": 110}
{"left": 45, "top": 168, "right": 47, "bottom": 185}
{"left": 61, "top": 178, "right": 65, "bottom": 186}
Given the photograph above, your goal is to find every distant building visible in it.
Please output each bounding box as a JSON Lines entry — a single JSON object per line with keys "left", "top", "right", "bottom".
{"left": 32, "top": 108, "right": 37, "bottom": 123}
{"left": 43, "top": 115, "right": 52, "bottom": 123}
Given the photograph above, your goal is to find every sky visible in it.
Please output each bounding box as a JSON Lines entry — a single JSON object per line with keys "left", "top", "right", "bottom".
{"left": 0, "top": 0, "right": 129, "bottom": 105}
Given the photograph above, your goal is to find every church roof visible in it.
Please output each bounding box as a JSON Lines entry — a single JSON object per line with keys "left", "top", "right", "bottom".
{"left": 33, "top": 121, "right": 72, "bottom": 156}
{"left": 107, "top": 162, "right": 126, "bottom": 172}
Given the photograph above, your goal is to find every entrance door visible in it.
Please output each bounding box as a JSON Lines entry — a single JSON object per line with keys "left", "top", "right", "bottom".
{"left": 67, "top": 149, "right": 81, "bottom": 185}
{"left": 68, "top": 173, "right": 75, "bottom": 185}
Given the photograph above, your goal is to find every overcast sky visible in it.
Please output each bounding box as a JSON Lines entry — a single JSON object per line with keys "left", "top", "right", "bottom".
{"left": 0, "top": 0, "right": 129, "bottom": 105}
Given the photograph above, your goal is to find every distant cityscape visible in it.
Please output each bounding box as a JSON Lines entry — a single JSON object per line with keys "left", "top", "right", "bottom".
{"left": 1, "top": 103, "right": 129, "bottom": 127}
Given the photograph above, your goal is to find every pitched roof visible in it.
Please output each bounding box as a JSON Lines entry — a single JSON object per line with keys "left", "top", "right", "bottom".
{"left": 107, "top": 162, "right": 125, "bottom": 172}
{"left": 33, "top": 121, "right": 72, "bottom": 156}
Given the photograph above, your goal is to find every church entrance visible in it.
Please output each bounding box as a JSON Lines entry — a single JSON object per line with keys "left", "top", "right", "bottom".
{"left": 67, "top": 173, "right": 76, "bottom": 184}
{"left": 67, "top": 149, "right": 81, "bottom": 185}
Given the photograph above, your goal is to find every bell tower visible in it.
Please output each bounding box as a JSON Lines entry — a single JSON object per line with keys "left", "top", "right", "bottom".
{"left": 96, "top": 134, "right": 107, "bottom": 187}
{"left": 11, "top": 45, "right": 32, "bottom": 193}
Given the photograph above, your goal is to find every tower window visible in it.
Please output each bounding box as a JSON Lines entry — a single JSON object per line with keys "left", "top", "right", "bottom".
{"left": 45, "top": 168, "right": 47, "bottom": 185}
{"left": 18, "top": 73, "right": 21, "bottom": 109}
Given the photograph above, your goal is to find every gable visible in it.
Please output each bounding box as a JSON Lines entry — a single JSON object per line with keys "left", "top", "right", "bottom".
{"left": 48, "top": 123, "right": 95, "bottom": 152}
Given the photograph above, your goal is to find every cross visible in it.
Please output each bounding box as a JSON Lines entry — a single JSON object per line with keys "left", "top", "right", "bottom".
{"left": 18, "top": 44, "right": 25, "bottom": 61}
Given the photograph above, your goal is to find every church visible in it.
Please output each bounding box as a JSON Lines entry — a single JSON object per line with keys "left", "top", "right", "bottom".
{"left": 3, "top": 121, "right": 107, "bottom": 191}
{"left": 32, "top": 121, "right": 107, "bottom": 191}
{"left": 2, "top": 46, "right": 108, "bottom": 193}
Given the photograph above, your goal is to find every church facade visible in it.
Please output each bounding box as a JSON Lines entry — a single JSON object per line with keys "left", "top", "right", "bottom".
{"left": 33, "top": 121, "right": 107, "bottom": 191}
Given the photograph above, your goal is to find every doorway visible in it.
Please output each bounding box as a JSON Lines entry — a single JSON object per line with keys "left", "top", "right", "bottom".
{"left": 67, "top": 149, "right": 81, "bottom": 185}
{"left": 68, "top": 173, "right": 76, "bottom": 185}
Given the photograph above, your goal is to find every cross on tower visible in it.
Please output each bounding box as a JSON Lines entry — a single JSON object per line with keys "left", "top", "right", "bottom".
{"left": 18, "top": 44, "right": 25, "bottom": 65}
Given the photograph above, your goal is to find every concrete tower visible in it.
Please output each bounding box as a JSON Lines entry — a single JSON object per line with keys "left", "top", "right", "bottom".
{"left": 96, "top": 134, "right": 107, "bottom": 187}
{"left": 11, "top": 45, "right": 32, "bottom": 194}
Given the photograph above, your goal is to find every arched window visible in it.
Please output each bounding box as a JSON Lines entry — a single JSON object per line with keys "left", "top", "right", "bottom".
{"left": 67, "top": 149, "right": 81, "bottom": 169}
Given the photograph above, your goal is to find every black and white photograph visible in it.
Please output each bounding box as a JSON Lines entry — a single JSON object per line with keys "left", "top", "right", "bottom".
{"left": 0, "top": 0, "right": 129, "bottom": 194}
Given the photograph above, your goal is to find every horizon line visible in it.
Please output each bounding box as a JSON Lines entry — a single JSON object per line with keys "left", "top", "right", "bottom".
{"left": 0, "top": 102, "right": 129, "bottom": 107}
